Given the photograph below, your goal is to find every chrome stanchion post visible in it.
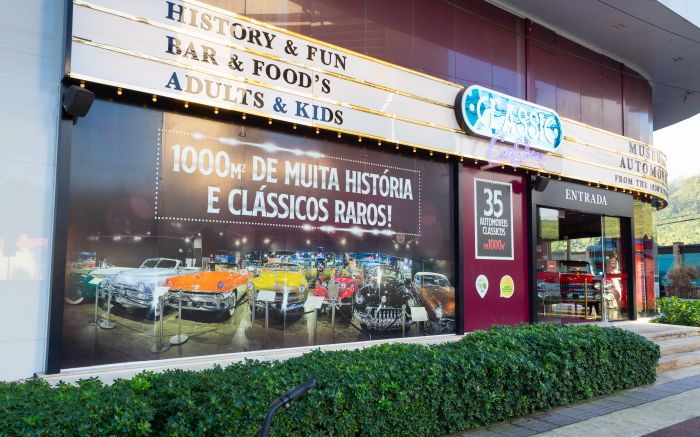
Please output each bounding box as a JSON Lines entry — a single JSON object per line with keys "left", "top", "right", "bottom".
{"left": 151, "top": 294, "right": 171, "bottom": 353}
{"left": 99, "top": 285, "right": 116, "bottom": 329}
{"left": 313, "top": 308, "right": 319, "bottom": 345}
{"left": 602, "top": 291, "right": 608, "bottom": 323}
{"left": 401, "top": 304, "right": 406, "bottom": 338}
{"left": 170, "top": 290, "right": 188, "bottom": 345}
{"left": 264, "top": 301, "right": 269, "bottom": 346}
{"left": 331, "top": 298, "right": 336, "bottom": 341}
{"left": 91, "top": 283, "right": 101, "bottom": 326}
{"left": 251, "top": 292, "right": 257, "bottom": 324}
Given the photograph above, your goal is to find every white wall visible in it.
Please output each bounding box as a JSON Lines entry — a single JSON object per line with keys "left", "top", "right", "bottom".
{"left": 0, "top": 0, "right": 65, "bottom": 380}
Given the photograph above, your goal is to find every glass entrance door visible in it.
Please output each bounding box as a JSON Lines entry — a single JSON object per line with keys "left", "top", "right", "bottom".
{"left": 535, "top": 208, "right": 630, "bottom": 322}
{"left": 536, "top": 208, "right": 602, "bottom": 321}
{"left": 601, "top": 216, "right": 628, "bottom": 321}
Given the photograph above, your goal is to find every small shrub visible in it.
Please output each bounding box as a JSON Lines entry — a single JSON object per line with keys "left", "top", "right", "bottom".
{"left": 666, "top": 265, "right": 699, "bottom": 299}
{"left": 653, "top": 297, "right": 700, "bottom": 327}
{"left": 0, "top": 324, "right": 659, "bottom": 436}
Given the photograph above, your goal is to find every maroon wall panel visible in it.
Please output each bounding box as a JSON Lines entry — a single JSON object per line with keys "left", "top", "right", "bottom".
{"left": 309, "top": 0, "right": 366, "bottom": 53}
{"left": 579, "top": 48, "right": 604, "bottom": 129}
{"left": 461, "top": 167, "right": 529, "bottom": 331}
{"left": 453, "top": 0, "right": 525, "bottom": 98}
{"left": 623, "top": 66, "right": 653, "bottom": 144}
{"left": 556, "top": 38, "right": 582, "bottom": 122}
{"left": 413, "top": 0, "right": 456, "bottom": 78}
{"left": 601, "top": 58, "right": 623, "bottom": 134}
{"left": 366, "top": 0, "right": 413, "bottom": 66}
{"left": 526, "top": 23, "right": 649, "bottom": 139}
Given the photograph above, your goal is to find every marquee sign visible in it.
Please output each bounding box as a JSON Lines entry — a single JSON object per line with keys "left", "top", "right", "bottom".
{"left": 456, "top": 85, "right": 562, "bottom": 152}
{"left": 69, "top": 0, "right": 463, "bottom": 154}
{"left": 68, "top": 0, "right": 669, "bottom": 203}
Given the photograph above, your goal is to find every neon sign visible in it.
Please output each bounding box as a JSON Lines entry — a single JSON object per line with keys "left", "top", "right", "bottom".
{"left": 456, "top": 85, "right": 562, "bottom": 152}
{"left": 481, "top": 134, "right": 545, "bottom": 171}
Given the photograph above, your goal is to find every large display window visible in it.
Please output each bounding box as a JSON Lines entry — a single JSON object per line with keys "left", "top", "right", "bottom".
{"left": 60, "top": 100, "right": 455, "bottom": 369}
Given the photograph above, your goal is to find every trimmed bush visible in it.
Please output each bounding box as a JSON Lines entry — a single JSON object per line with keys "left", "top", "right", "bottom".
{"left": 665, "top": 265, "right": 700, "bottom": 299}
{"left": 0, "top": 324, "right": 658, "bottom": 436}
{"left": 653, "top": 297, "right": 700, "bottom": 327}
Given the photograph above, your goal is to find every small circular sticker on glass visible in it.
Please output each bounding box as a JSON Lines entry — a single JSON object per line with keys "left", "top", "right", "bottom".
{"left": 500, "top": 275, "right": 514, "bottom": 298}
{"left": 476, "top": 275, "right": 489, "bottom": 299}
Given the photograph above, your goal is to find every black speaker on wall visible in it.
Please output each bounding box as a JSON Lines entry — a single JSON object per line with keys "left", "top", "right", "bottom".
{"left": 532, "top": 175, "right": 549, "bottom": 192}
{"left": 62, "top": 84, "right": 95, "bottom": 118}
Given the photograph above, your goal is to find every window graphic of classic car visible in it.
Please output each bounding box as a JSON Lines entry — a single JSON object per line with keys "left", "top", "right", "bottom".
{"left": 312, "top": 268, "right": 364, "bottom": 317}
{"left": 353, "top": 266, "right": 417, "bottom": 331}
{"left": 248, "top": 262, "right": 309, "bottom": 313}
{"left": 65, "top": 265, "right": 131, "bottom": 305}
{"left": 105, "top": 258, "right": 199, "bottom": 310}
{"left": 164, "top": 270, "right": 249, "bottom": 319}
{"left": 411, "top": 272, "right": 456, "bottom": 334}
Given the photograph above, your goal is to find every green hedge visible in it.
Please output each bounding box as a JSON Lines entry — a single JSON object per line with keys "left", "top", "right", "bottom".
{"left": 0, "top": 324, "right": 659, "bottom": 436}
{"left": 653, "top": 297, "right": 700, "bottom": 327}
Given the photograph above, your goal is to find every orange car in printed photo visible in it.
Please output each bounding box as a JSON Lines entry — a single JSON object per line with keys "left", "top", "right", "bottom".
{"left": 164, "top": 269, "right": 250, "bottom": 319}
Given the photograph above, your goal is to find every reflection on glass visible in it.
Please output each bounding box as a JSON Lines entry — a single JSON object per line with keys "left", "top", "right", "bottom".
{"left": 535, "top": 208, "right": 603, "bottom": 320}
{"left": 602, "top": 216, "right": 627, "bottom": 321}
{"left": 635, "top": 200, "right": 658, "bottom": 316}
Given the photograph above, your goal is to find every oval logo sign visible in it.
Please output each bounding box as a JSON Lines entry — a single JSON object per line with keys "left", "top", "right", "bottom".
{"left": 455, "top": 85, "right": 562, "bottom": 152}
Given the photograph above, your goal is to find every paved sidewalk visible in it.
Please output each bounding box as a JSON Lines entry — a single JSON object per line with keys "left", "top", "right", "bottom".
{"left": 458, "top": 364, "right": 700, "bottom": 436}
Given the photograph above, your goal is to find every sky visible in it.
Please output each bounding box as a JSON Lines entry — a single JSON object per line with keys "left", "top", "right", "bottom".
{"left": 654, "top": 113, "right": 700, "bottom": 182}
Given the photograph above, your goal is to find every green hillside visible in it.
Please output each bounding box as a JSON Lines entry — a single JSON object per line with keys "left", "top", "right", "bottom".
{"left": 657, "top": 175, "right": 700, "bottom": 246}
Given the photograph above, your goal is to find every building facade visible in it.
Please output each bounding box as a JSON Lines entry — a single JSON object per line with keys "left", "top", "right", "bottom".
{"left": 3, "top": 0, "right": 697, "bottom": 381}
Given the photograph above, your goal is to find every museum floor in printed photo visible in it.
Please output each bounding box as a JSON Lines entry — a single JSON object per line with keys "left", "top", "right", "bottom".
{"left": 60, "top": 299, "right": 427, "bottom": 368}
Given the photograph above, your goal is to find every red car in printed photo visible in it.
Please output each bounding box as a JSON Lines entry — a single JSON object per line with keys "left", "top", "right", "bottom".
{"left": 312, "top": 268, "right": 364, "bottom": 318}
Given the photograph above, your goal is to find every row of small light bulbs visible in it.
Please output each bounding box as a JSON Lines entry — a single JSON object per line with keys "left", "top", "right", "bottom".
{"left": 92, "top": 82, "right": 666, "bottom": 210}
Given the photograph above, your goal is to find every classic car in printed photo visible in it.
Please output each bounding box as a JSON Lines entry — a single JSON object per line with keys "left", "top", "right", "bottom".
{"left": 104, "top": 258, "right": 199, "bottom": 313}
{"left": 411, "top": 272, "right": 456, "bottom": 334}
{"left": 164, "top": 269, "right": 250, "bottom": 319}
{"left": 312, "top": 266, "right": 364, "bottom": 318}
{"left": 353, "top": 265, "right": 418, "bottom": 331}
{"left": 65, "top": 263, "right": 131, "bottom": 305}
{"left": 248, "top": 262, "right": 309, "bottom": 314}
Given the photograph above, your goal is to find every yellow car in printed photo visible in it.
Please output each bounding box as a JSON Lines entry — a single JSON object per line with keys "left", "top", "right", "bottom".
{"left": 248, "top": 262, "right": 309, "bottom": 313}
